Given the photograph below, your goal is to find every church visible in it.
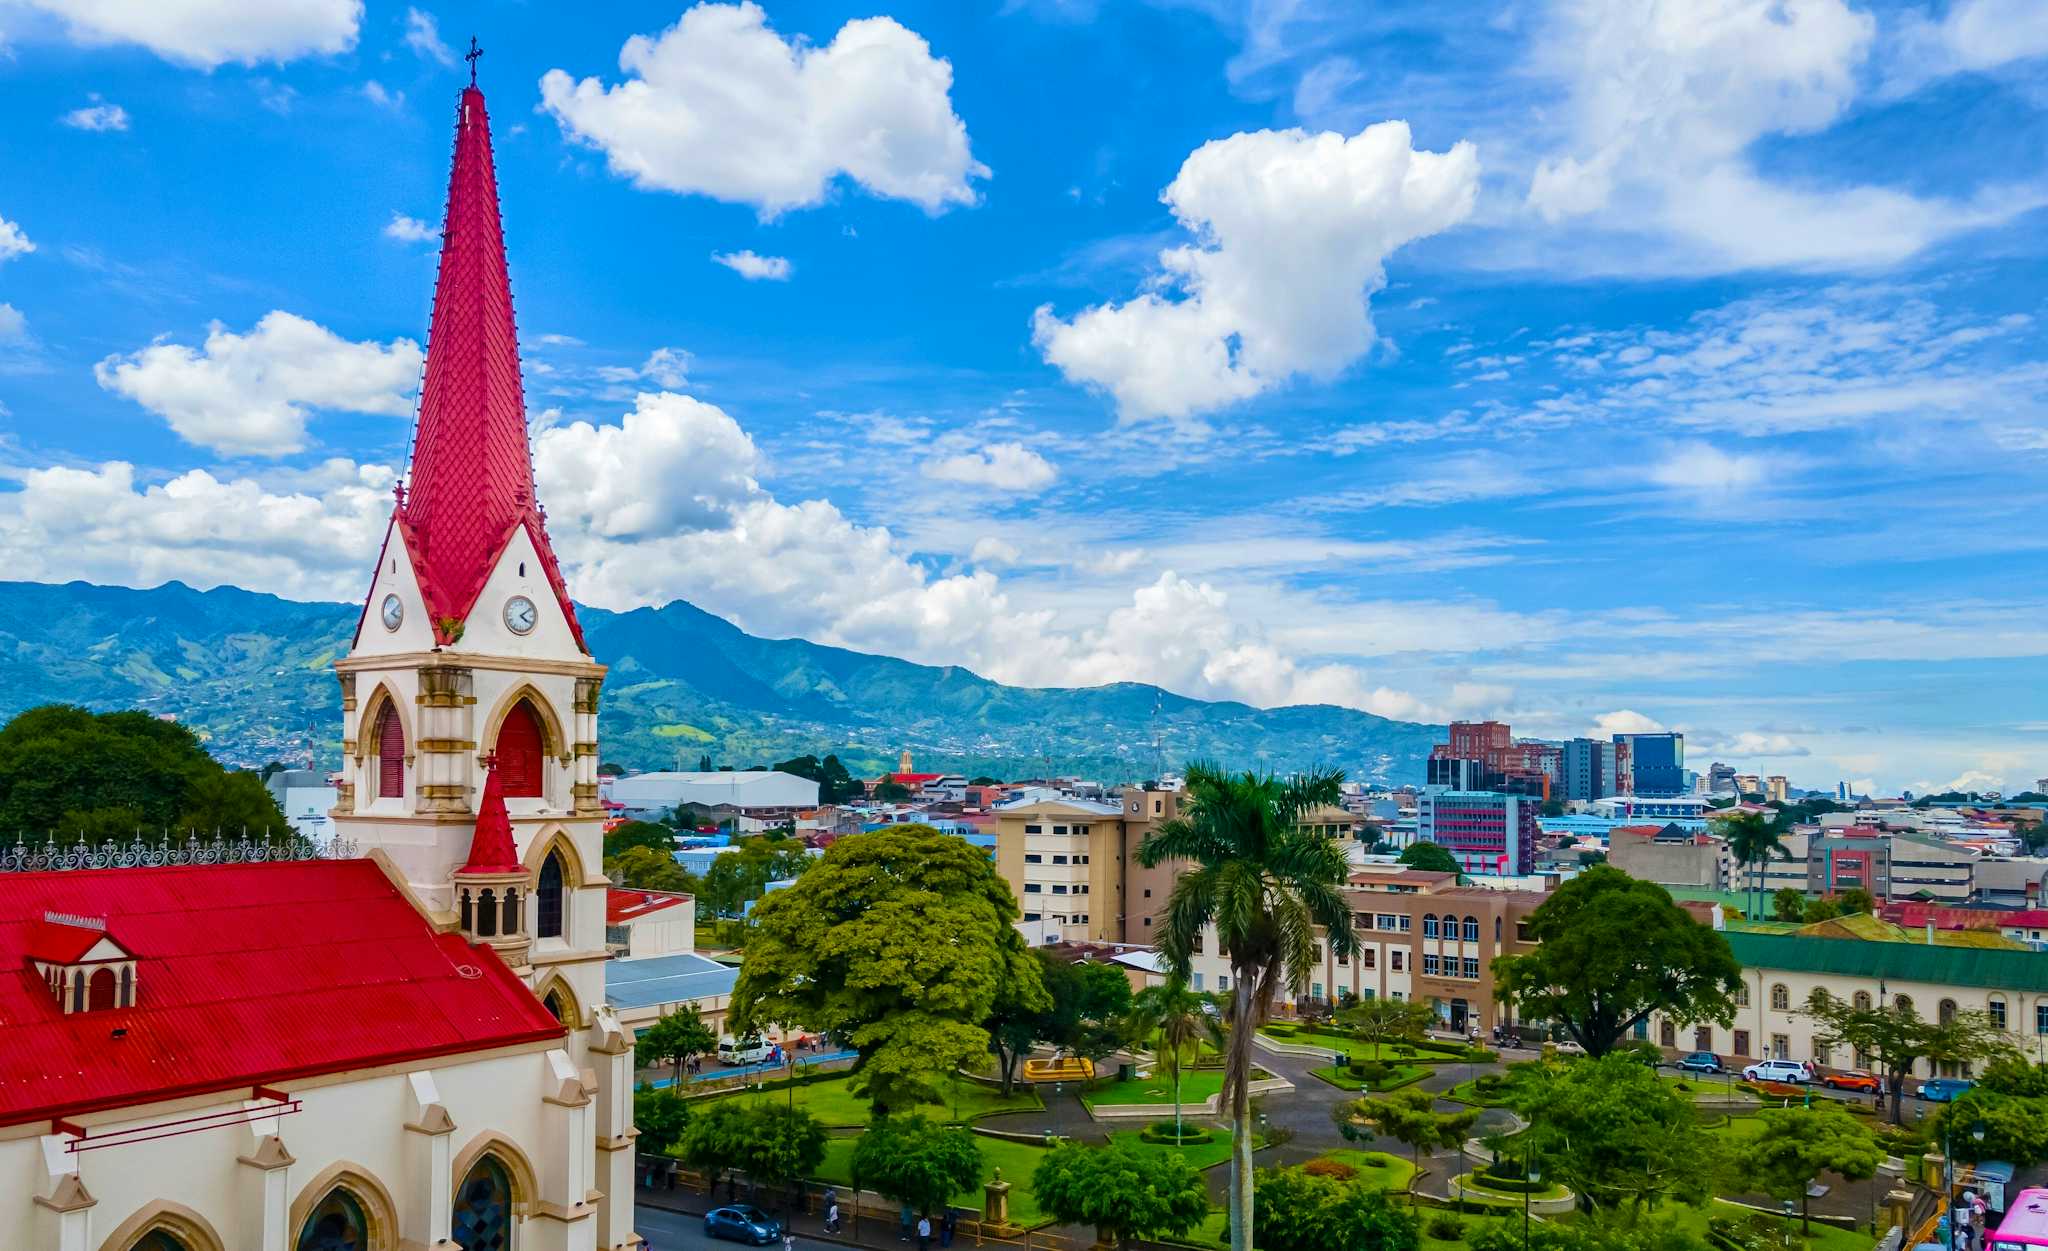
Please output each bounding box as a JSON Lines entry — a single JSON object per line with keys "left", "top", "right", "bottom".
{"left": 0, "top": 77, "right": 640, "bottom": 1251}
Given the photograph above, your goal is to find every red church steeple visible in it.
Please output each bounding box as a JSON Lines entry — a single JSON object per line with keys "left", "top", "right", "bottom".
{"left": 389, "top": 82, "right": 585, "bottom": 652}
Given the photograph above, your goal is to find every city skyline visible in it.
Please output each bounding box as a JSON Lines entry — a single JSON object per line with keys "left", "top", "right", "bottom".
{"left": 1, "top": 0, "right": 2045, "bottom": 794}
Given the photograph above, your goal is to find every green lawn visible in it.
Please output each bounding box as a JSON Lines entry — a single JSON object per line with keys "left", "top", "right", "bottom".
{"left": 814, "top": 1134, "right": 1052, "bottom": 1227}
{"left": 1454, "top": 1172, "right": 1571, "bottom": 1203}
{"left": 1661, "top": 1200, "right": 1874, "bottom": 1251}
{"left": 1663, "top": 1073, "right": 1756, "bottom": 1103}
{"left": 1106, "top": 1128, "right": 1245, "bottom": 1170}
{"left": 1082, "top": 1068, "right": 1232, "bottom": 1108}
{"left": 1313, "top": 1149, "right": 1417, "bottom": 1192}
{"left": 705, "top": 1072, "right": 1042, "bottom": 1128}
{"left": 1263, "top": 1027, "right": 1468, "bottom": 1065}
{"left": 1310, "top": 1063, "right": 1429, "bottom": 1092}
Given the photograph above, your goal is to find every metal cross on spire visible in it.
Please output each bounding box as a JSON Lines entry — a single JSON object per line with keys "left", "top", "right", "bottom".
{"left": 465, "top": 36, "right": 483, "bottom": 86}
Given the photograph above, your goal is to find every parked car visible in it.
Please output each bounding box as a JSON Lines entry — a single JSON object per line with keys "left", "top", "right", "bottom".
{"left": 1742, "top": 1059, "right": 1813, "bottom": 1084}
{"left": 717, "top": 1036, "right": 775, "bottom": 1065}
{"left": 1677, "top": 1051, "right": 1724, "bottom": 1074}
{"left": 706, "top": 1206, "right": 782, "bottom": 1245}
{"left": 1918, "top": 1078, "right": 1974, "bottom": 1102}
{"left": 1820, "top": 1069, "right": 1880, "bottom": 1092}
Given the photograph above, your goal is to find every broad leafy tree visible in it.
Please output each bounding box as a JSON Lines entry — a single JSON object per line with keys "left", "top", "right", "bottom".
{"left": 636, "top": 1006, "right": 718, "bottom": 1087}
{"left": 634, "top": 1087, "right": 689, "bottom": 1159}
{"left": 1492, "top": 867, "right": 1740, "bottom": 1058}
{"left": 680, "top": 1102, "right": 826, "bottom": 1201}
{"left": 734, "top": 824, "right": 1046, "bottom": 1112}
{"left": 699, "top": 833, "right": 814, "bottom": 916}
{"left": 1803, "top": 991, "right": 2009, "bottom": 1123}
{"left": 1252, "top": 1165, "right": 1419, "bottom": 1251}
{"left": 987, "top": 950, "right": 1132, "bottom": 1091}
{"left": 1771, "top": 888, "right": 1806, "bottom": 922}
{"left": 1338, "top": 997, "right": 1435, "bottom": 1056}
{"left": 1933, "top": 1057, "right": 2048, "bottom": 1165}
{"left": 1137, "top": 762, "right": 1360, "bottom": 1251}
{"left": 1739, "top": 1103, "right": 1880, "bottom": 1232}
{"left": 605, "top": 819, "right": 678, "bottom": 859}
{"left": 1512, "top": 1054, "right": 1716, "bottom": 1215}
{"left": 605, "top": 845, "right": 699, "bottom": 893}
{"left": 851, "top": 1115, "right": 983, "bottom": 1216}
{"left": 1398, "top": 841, "right": 1462, "bottom": 877}
{"left": 0, "top": 704, "right": 289, "bottom": 840}
{"left": 1033, "top": 1142, "right": 1210, "bottom": 1251}
{"left": 1343, "top": 1089, "right": 1476, "bottom": 1190}
{"left": 772, "top": 754, "right": 864, "bottom": 804}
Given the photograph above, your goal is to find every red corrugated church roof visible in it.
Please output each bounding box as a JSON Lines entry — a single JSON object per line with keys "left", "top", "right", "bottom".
{"left": 360, "top": 83, "right": 585, "bottom": 653}
{"left": 458, "top": 766, "right": 524, "bottom": 875}
{"left": 23, "top": 915, "right": 114, "bottom": 964}
{"left": 0, "top": 860, "right": 563, "bottom": 1128}
{"left": 606, "top": 888, "right": 690, "bottom": 925}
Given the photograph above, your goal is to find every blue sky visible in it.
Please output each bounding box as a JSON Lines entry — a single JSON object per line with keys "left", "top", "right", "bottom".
{"left": 1, "top": 0, "right": 2046, "bottom": 795}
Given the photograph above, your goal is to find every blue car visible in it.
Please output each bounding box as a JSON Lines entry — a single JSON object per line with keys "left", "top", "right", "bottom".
{"left": 1676, "top": 1051, "right": 1724, "bottom": 1074}
{"left": 706, "top": 1206, "right": 783, "bottom": 1245}
{"left": 1917, "top": 1078, "right": 1973, "bottom": 1102}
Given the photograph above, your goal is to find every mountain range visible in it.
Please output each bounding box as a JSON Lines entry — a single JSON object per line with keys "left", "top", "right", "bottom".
{"left": 0, "top": 580, "right": 1441, "bottom": 783}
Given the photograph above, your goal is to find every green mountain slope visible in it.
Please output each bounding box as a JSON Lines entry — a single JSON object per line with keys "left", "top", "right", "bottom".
{"left": 0, "top": 581, "right": 1440, "bottom": 782}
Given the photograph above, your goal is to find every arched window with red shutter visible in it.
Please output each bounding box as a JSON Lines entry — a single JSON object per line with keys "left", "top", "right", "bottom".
{"left": 376, "top": 703, "right": 405, "bottom": 799}
{"left": 497, "top": 701, "right": 545, "bottom": 798}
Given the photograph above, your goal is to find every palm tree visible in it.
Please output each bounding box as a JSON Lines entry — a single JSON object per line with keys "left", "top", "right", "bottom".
{"left": 1138, "top": 763, "right": 1360, "bottom": 1251}
{"left": 1717, "top": 809, "right": 1788, "bottom": 921}
{"left": 1128, "top": 978, "right": 1211, "bottom": 1141}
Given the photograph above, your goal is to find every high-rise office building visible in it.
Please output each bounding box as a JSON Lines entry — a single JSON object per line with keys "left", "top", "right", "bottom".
{"left": 1616, "top": 732, "right": 1685, "bottom": 797}
{"left": 1561, "top": 737, "right": 1630, "bottom": 802}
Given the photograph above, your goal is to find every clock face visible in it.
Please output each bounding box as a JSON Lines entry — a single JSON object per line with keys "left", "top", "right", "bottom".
{"left": 380, "top": 594, "right": 404, "bottom": 631}
{"left": 504, "top": 595, "right": 538, "bottom": 635}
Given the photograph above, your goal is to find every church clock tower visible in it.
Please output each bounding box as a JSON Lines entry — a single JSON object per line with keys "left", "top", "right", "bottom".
{"left": 333, "top": 78, "right": 638, "bottom": 1250}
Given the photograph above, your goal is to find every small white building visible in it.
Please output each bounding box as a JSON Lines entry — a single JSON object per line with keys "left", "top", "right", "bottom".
{"left": 605, "top": 771, "right": 820, "bottom": 817}
{"left": 606, "top": 888, "right": 696, "bottom": 958}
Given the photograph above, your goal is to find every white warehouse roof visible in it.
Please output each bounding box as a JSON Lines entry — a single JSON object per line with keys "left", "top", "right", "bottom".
{"left": 610, "top": 771, "right": 821, "bottom": 812}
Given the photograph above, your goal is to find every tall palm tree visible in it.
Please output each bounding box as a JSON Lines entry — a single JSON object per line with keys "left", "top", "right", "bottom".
{"left": 1139, "top": 763, "right": 1360, "bottom": 1251}
{"left": 1127, "top": 977, "right": 1212, "bottom": 1141}
{"left": 1717, "top": 809, "right": 1788, "bottom": 921}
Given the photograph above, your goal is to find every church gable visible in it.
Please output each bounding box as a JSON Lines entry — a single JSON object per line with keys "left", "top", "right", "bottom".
{"left": 350, "top": 520, "right": 437, "bottom": 657}
{"left": 454, "top": 524, "right": 584, "bottom": 660}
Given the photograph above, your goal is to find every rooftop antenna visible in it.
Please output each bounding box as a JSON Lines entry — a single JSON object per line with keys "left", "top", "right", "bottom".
{"left": 465, "top": 36, "right": 484, "bottom": 87}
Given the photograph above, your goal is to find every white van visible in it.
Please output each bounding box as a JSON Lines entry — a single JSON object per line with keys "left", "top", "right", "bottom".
{"left": 717, "top": 1036, "right": 774, "bottom": 1065}
{"left": 1742, "top": 1059, "right": 1812, "bottom": 1084}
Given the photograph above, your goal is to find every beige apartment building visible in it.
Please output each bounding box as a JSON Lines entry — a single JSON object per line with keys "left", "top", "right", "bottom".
{"left": 994, "top": 790, "right": 1364, "bottom": 945}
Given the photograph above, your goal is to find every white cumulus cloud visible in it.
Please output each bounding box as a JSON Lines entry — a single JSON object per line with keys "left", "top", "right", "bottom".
{"left": 1032, "top": 121, "right": 1478, "bottom": 424}
{"left": 403, "top": 6, "right": 452, "bottom": 65}
{"left": 94, "top": 311, "right": 422, "bottom": 457}
{"left": 60, "top": 97, "right": 129, "bottom": 131}
{"left": 0, "top": 215, "right": 33, "bottom": 263}
{"left": 540, "top": 1, "right": 986, "bottom": 216}
{"left": 17, "top": 0, "right": 361, "bottom": 69}
{"left": 383, "top": 212, "right": 437, "bottom": 243}
{"left": 1526, "top": 0, "right": 2044, "bottom": 270}
{"left": 535, "top": 391, "right": 761, "bottom": 538}
{"left": 712, "top": 250, "right": 793, "bottom": 281}
{"left": 921, "top": 442, "right": 1058, "bottom": 491}
{"left": 1648, "top": 442, "right": 1770, "bottom": 493}
{"left": 0, "top": 303, "right": 26, "bottom": 342}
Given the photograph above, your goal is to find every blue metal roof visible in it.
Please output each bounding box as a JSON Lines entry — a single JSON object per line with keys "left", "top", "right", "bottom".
{"left": 604, "top": 951, "right": 739, "bottom": 1011}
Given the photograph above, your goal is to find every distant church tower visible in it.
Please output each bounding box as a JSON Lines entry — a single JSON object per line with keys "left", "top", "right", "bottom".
{"left": 333, "top": 79, "right": 637, "bottom": 1249}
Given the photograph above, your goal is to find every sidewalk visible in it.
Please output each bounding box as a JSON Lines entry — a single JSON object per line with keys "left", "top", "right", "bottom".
{"left": 636, "top": 1181, "right": 1073, "bottom": 1251}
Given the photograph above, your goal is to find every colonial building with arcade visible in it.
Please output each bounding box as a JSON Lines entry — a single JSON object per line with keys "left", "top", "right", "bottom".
{"left": 0, "top": 77, "right": 640, "bottom": 1251}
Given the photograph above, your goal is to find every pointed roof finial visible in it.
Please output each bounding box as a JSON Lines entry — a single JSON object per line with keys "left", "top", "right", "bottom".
{"left": 465, "top": 36, "right": 483, "bottom": 87}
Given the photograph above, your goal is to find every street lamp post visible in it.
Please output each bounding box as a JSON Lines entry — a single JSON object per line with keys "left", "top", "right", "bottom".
{"left": 1522, "top": 1114, "right": 1539, "bottom": 1251}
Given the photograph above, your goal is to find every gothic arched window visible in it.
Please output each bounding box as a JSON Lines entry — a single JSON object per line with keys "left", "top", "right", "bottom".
{"left": 88, "top": 967, "right": 116, "bottom": 1012}
{"left": 477, "top": 889, "right": 497, "bottom": 939}
{"left": 497, "top": 702, "right": 545, "bottom": 798}
{"left": 375, "top": 704, "right": 405, "bottom": 799}
{"left": 501, "top": 889, "right": 520, "bottom": 935}
{"left": 537, "top": 851, "right": 565, "bottom": 939}
{"left": 1853, "top": 991, "right": 1872, "bottom": 1011}
{"left": 452, "top": 1154, "right": 514, "bottom": 1251}
{"left": 544, "top": 987, "right": 571, "bottom": 1026}
{"left": 297, "top": 1187, "right": 370, "bottom": 1251}
{"left": 133, "top": 1232, "right": 189, "bottom": 1251}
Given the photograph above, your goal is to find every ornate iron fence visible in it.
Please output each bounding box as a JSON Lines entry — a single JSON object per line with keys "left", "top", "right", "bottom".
{"left": 0, "top": 832, "right": 359, "bottom": 873}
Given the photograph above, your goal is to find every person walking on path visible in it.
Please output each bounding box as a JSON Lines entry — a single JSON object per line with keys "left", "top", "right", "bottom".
{"left": 917, "top": 1214, "right": 932, "bottom": 1251}
{"left": 941, "top": 1209, "right": 956, "bottom": 1248}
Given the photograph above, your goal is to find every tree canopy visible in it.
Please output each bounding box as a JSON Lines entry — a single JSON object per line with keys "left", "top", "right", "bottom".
{"left": 1397, "top": 841, "right": 1461, "bottom": 877}
{"left": 0, "top": 703, "right": 288, "bottom": 839}
{"left": 698, "top": 833, "right": 814, "bottom": 916}
{"left": 1738, "top": 1103, "right": 1880, "bottom": 1232}
{"left": 772, "top": 753, "right": 864, "bottom": 805}
{"left": 988, "top": 950, "right": 1126, "bottom": 1091}
{"left": 1802, "top": 990, "right": 2009, "bottom": 1123}
{"left": 732, "top": 824, "right": 1045, "bottom": 1112}
{"left": 1492, "top": 867, "right": 1740, "bottom": 1057}
{"left": 1933, "top": 1056, "right": 2048, "bottom": 1164}
{"left": 634, "top": 1088, "right": 689, "bottom": 1159}
{"left": 636, "top": 1006, "right": 718, "bottom": 1086}
{"left": 1033, "top": 1142, "right": 1210, "bottom": 1251}
{"left": 851, "top": 1115, "right": 982, "bottom": 1214}
{"left": 1337, "top": 997, "right": 1435, "bottom": 1053}
{"left": 1252, "top": 1164, "right": 1419, "bottom": 1251}
{"left": 1513, "top": 1054, "right": 1717, "bottom": 1214}
{"left": 604, "top": 819, "right": 677, "bottom": 859}
{"left": 680, "top": 1101, "right": 827, "bottom": 1197}
{"left": 1342, "top": 1089, "right": 1476, "bottom": 1186}
{"left": 605, "top": 845, "right": 699, "bottom": 893}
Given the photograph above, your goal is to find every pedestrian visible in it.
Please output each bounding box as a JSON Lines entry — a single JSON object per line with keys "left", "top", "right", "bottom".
{"left": 941, "top": 1209, "right": 956, "bottom": 1248}
{"left": 784, "top": 1232, "right": 795, "bottom": 1251}
{"left": 918, "top": 1213, "right": 931, "bottom": 1251}
{"left": 826, "top": 1200, "right": 842, "bottom": 1235}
